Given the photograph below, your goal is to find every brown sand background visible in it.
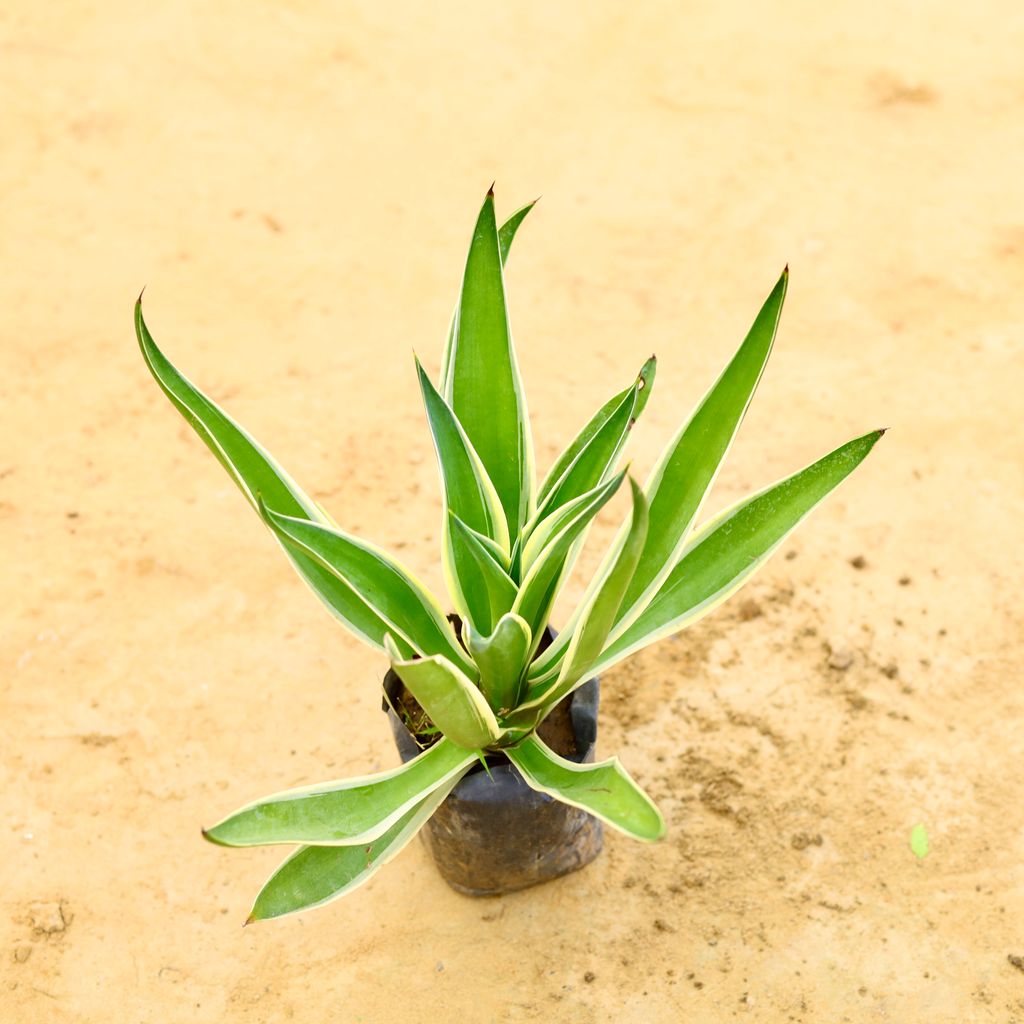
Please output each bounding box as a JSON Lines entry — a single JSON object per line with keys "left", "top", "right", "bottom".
{"left": 3, "top": 2, "right": 1024, "bottom": 1021}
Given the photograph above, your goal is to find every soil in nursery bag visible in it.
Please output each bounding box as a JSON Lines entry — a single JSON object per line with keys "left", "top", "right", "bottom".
{"left": 383, "top": 650, "right": 603, "bottom": 896}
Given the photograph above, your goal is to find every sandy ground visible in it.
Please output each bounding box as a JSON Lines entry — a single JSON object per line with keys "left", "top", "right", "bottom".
{"left": 3, "top": 2, "right": 1024, "bottom": 1021}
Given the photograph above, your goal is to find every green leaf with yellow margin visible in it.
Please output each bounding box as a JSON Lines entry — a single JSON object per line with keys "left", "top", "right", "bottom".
{"left": 595, "top": 429, "right": 886, "bottom": 677}
{"left": 507, "top": 734, "right": 665, "bottom": 842}
{"left": 136, "top": 301, "right": 423, "bottom": 659}
{"left": 440, "top": 200, "right": 537, "bottom": 393}
{"left": 447, "top": 190, "right": 535, "bottom": 536}
{"left": 463, "top": 613, "right": 532, "bottom": 715}
{"left": 261, "top": 502, "right": 473, "bottom": 676}
{"left": 446, "top": 512, "right": 518, "bottom": 636}
{"left": 247, "top": 773, "right": 464, "bottom": 922}
{"left": 612, "top": 271, "right": 788, "bottom": 637}
{"left": 514, "top": 478, "right": 648, "bottom": 724}
{"left": 203, "top": 738, "right": 475, "bottom": 847}
{"left": 384, "top": 635, "right": 501, "bottom": 752}
{"left": 512, "top": 471, "right": 626, "bottom": 646}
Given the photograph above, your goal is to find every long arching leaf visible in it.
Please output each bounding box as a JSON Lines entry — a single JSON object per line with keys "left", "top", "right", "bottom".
{"left": 247, "top": 773, "right": 464, "bottom": 922}
{"left": 440, "top": 200, "right": 537, "bottom": 392}
{"left": 507, "top": 735, "right": 665, "bottom": 842}
{"left": 512, "top": 471, "right": 626, "bottom": 645}
{"left": 516, "top": 479, "right": 648, "bottom": 722}
{"left": 594, "top": 429, "right": 885, "bottom": 677}
{"left": 260, "top": 504, "right": 473, "bottom": 674}
{"left": 611, "top": 270, "right": 788, "bottom": 635}
{"left": 447, "top": 512, "right": 518, "bottom": 636}
{"left": 531, "top": 357, "right": 655, "bottom": 531}
{"left": 203, "top": 738, "right": 475, "bottom": 848}
{"left": 519, "top": 466, "right": 631, "bottom": 577}
{"left": 446, "top": 189, "right": 535, "bottom": 536}
{"left": 417, "top": 357, "right": 508, "bottom": 550}
{"left": 136, "top": 302, "right": 410, "bottom": 656}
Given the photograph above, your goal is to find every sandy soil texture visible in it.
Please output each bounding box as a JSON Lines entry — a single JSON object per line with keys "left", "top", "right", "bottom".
{"left": 3, "top": 2, "right": 1024, "bottom": 1021}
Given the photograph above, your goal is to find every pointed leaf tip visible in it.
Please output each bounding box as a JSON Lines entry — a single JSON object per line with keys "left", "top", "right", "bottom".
{"left": 244, "top": 779, "right": 464, "bottom": 919}
{"left": 200, "top": 826, "right": 224, "bottom": 847}
{"left": 136, "top": 286, "right": 147, "bottom": 305}
{"left": 382, "top": 632, "right": 401, "bottom": 659}
{"left": 449, "top": 186, "right": 533, "bottom": 537}
{"left": 487, "top": 182, "right": 495, "bottom": 196}
{"left": 507, "top": 736, "right": 665, "bottom": 842}
{"left": 600, "top": 272, "right": 791, "bottom": 638}
{"left": 592, "top": 426, "right": 886, "bottom": 680}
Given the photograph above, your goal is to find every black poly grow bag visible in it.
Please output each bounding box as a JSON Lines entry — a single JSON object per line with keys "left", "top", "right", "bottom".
{"left": 382, "top": 669, "right": 603, "bottom": 896}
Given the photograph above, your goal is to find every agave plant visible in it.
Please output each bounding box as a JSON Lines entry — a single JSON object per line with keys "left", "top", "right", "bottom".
{"left": 136, "top": 188, "right": 882, "bottom": 921}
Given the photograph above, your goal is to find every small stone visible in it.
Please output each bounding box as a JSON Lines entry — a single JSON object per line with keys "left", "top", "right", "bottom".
{"left": 13, "top": 946, "right": 32, "bottom": 964}
{"left": 898, "top": 575, "right": 912, "bottom": 586}
{"left": 699, "top": 776, "right": 743, "bottom": 817}
{"left": 881, "top": 662, "right": 899, "bottom": 679}
{"left": 827, "top": 645, "right": 854, "bottom": 671}
{"left": 791, "top": 832, "right": 823, "bottom": 850}
{"left": 849, "top": 555, "right": 867, "bottom": 569}
{"left": 653, "top": 918, "right": 676, "bottom": 933}
{"left": 738, "top": 599, "right": 762, "bottom": 621}
{"left": 1008, "top": 953, "right": 1024, "bottom": 974}
{"left": 29, "top": 901, "right": 68, "bottom": 935}
{"left": 583, "top": 971, "right": 596, "bottom": 983}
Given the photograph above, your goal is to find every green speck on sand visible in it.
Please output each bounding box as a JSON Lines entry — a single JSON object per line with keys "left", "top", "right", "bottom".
{"left": 910, "top": 823, "right": 929, "bottom": 859}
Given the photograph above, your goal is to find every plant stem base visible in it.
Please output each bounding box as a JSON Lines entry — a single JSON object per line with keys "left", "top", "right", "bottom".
{"left": 384, "top": 671, "right": 603, "bottom": 897}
